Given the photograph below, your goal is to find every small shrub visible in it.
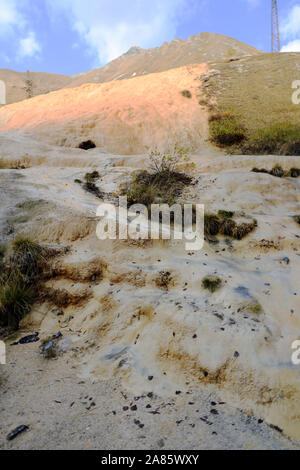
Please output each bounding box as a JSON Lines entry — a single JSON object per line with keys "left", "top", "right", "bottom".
{"left": 221, "top": 218, "right": 237, "bottom": 237}
{"left": 82, "top": 171, "right": 102, "bottom": 198}
{"left": 204, "top": 212, "right": 257, "bottom": 240}
{"left": 204, "top": 214, "right": 221, "bottom": 236}
{"left": 79, "top": 140, "right": 96, "bottom": 150}
{"left": 120, "top": 146, "right": 193, "bottom": 211}
{"left": 270, "top": 165, "right": 284, "bottom": 178}
{"left": 181, "top": 90, "right": 192, "bottom": 99}
{"left": 74, "top": 179, "right": 82, "bottom": 184}
{"left": 209, "top": 112, "right": 246, "bottom": 146}
{"left": 84, "top": 171, "right": 99, "bottom": 182}
{"left": 9, "top": 236, "right": 44, "bottom": 282}
{"left": 289, "top": 168, "right": 300, "bottom": 178}
{"left": 155, "top": 271, "right": 173, "bottom": 291}
{"left": 202, "top": 276, "right": 222, "bottom": 293}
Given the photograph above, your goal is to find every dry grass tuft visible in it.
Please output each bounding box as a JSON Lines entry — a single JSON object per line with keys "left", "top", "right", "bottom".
{"left": 204, "top": 212, "right": 257, "bottom": 240}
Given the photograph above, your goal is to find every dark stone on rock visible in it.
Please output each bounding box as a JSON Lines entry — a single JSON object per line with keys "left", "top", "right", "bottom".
{"left": 11, "top": 332, "right": 39, "bottom": 346}
{"left": 7, "top": 425, "right": 29, "bottom": 441}
{"left": 269, "top": 424, "right": 283, "bottom": 433}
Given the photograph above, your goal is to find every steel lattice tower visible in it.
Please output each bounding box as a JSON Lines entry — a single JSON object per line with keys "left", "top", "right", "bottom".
{"left": 271, "top": 0, "right": 280, "bottom": 52}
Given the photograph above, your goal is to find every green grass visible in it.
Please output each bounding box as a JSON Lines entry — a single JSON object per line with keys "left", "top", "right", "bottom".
{"left": 241, "top": 123, "right": 300, "bottom": 156}
{"left": 241, "top": 302, "right": 262, "bottom": 315}
{"left": 209, "top": 112, "right": 246, "bottom": 147}
{"left": 0, "top": 281, "right": 34, "bottom": 329}
{"left": 202, "top": 276, "right": 222, "bottom": 293}
{"left": 0, "top": 237, "right": 49, "bottom": 329}
{"left": 204, "top": 54, "right": 300, "bottom": 155}
{"left": 205, "top": 54, "right": 300, "bottom": 149}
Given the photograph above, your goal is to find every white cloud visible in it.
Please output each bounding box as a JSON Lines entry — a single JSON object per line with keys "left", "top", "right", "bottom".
{"left": 281, "top": 39, "right": 300, "bottom": 52}
{"left": 18, "top": 31, "right": 41, "bottom": 58}
{"left": 281, "top": 5, "right": 300, "bottom": 39}
{"left": 281, "top": 4, "right": 300, "bottom": 53}
{"left": 0, "top": 0, "right": 24, "bottom": 34}
{"left": 47, "top": 0, "right": 191, "bottom": 65}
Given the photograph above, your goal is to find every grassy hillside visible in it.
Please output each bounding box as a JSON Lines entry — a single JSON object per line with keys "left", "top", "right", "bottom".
{"left": 205, "top": 53, "right": 300, "bottom": 153}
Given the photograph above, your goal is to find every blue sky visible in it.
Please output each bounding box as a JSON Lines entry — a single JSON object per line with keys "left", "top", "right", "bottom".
{"left": 1, "top": 0, "right": 300, "bottom": 75}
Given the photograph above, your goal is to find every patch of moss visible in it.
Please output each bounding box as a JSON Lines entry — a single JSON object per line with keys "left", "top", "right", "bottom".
{"left": 202, "top": 276, "right": 222, "bottom": 293}
{"left": 181, "top": 90, "right": 192, "bottom": 99}
{"left": 243, "top": 302, "right": 262, "bottom": 315}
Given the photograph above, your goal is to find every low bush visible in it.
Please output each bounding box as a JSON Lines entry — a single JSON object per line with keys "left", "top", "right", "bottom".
{"left": 270, "top": 165, "right": 284, "bottom": 178}
{"left": 290, "top": 168, "right": 300, "bottom": 178}
{"left": 202, "top": 276, "right": 222, "bottom": 293}
{"left": 209, "top": 112, "right": 246, "bottom": 146}
{"left": 120, "top": 146, "right": 194, "bottom": 211}
{"left": 204, "top": 212, "right": 257, "bottom": 240}
{"left": 82, "top": 171, "right": 102, "bottom": 198}
{"left": 252, "top": 165, "right": 300, "bottom": 178}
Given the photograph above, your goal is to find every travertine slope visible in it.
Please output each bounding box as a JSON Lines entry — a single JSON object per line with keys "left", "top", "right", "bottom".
{"left": 0, "top": 64, "right": 209, "bottom": 154}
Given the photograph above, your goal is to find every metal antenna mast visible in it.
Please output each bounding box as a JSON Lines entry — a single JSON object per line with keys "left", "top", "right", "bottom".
{"left": 271, "top": 0, "right": 280, "bottom": 52}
